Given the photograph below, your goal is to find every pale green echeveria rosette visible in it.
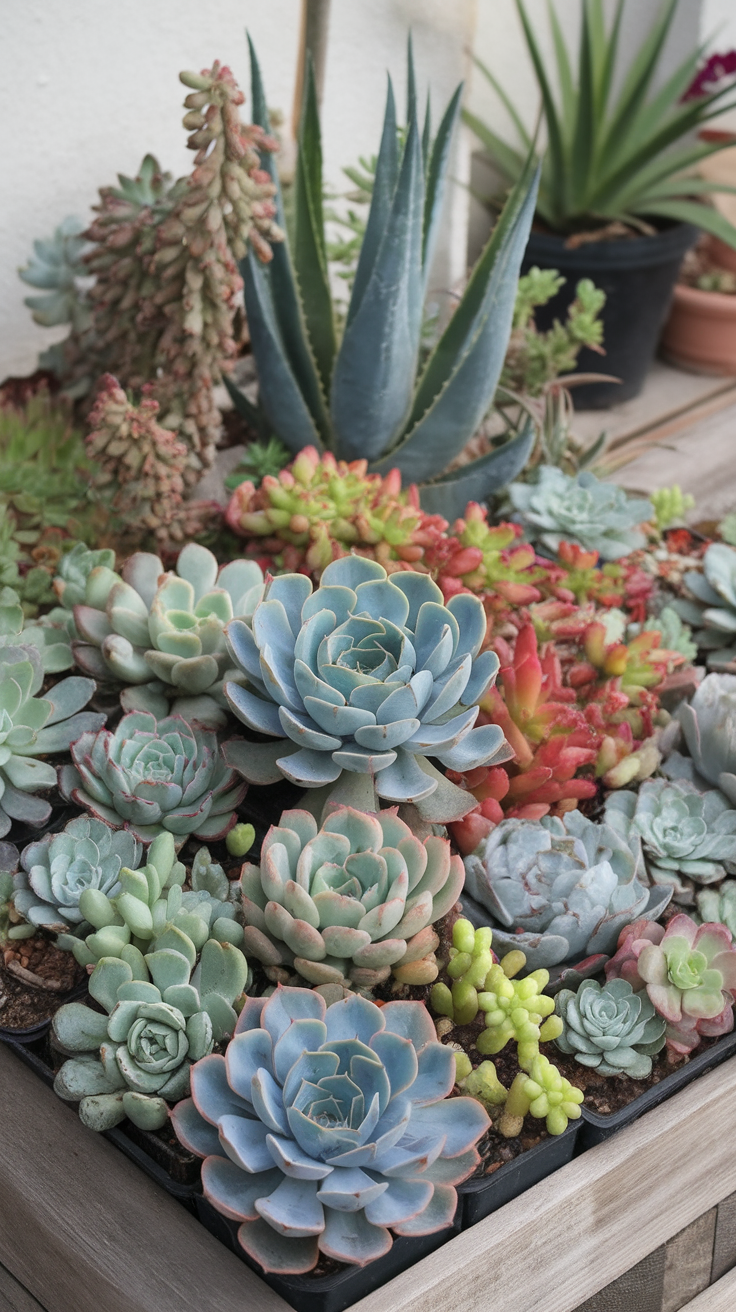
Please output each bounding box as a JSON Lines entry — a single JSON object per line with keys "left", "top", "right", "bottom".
{"left": 69, "top": 542, "right": 264, "bottom": 728}
{"left": 462, "top": 810, "right": 671, "bottom": 971}
{"left": 0, "top": 585, "right": 73, "bottom": 674}
{"left": 52, "top": 932, "right": 248, "bottom": 1132}
{"left": 240, "top": 805, "right": 464, "bottom": 990}
{"left": 636, "top": 914, "right": 736, "bottom": 1054}
{"left": 555, "top": 977, "right": 666, "bottom": 1078}
{"left": 605, "top": 779, "right": 736, "bottom": 906}
{"left": 508, "top": 466, "right": 652, "bottom": 561}
{"left": 14, "top": 816, "right": 141, "bottom": 930}
{"left": 223, "top": 556, "right": 511, "bottom": 822}
{"left": 0, "top": 641, "right": 105, "bottom": 838}
{"left": 171, "top": 987, "right": 490, "bottom": 1273}
{"left": 675, "top": 673, "right": 736, "bottom": 805}
{"left": 50, "top": 543, "right": 117, "bottom": 630}
{"left": 59, "top": 709, "right": 246, "bottom": 845}
{"left": 672, "top": 541, "right": 736, "bottom": 670}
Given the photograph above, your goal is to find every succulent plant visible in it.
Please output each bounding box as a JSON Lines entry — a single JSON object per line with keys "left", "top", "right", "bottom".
{"left": 14, "top": 817, "right": 141, "bottom": 931}
{"left": 623, "top": 914, "right": 736, "bottom": 1055}
{"left": 430, "top": 919, "right": 499, "bottom": 1026}
{"left": 59, "top": 710, "right": 246, "bottom": 845}
{"left": 230, "top": 42, "right": 538, "bottom": 521}
{"left": 224, "top": 438, "right": 292, "bottom": 491}
{"left": 674, "top": 542, "right": 736, "bottom": 670}
{"left": 463, "top": 809, "right": 671, "bottom": 971}
{"left": 500, "top": 270, "right": 605, "bottom": 398}
{"left": 498, "top": 1052, "right": 584, "bottom": 1138}
{"left": 604, "top": 780, "right": 736, "bottom": 905}
{"left": 224, "top": 555, "right": 510, "bottom": 821}
{"left": 70, "top": 541, "right": 263, "bottom": 723}
{"left": 650, "top": 486, "right": 695, "bottom": 534}
{"left": 240, "top": 804, "right": 463, "bottom": 990}
{"left": 554, "top": 977, "right": 666, "bottom": 1078}
{"left": 171, "top": 986, "right": 489, "bottom": 1272}
{"left": 0, "top": 643, "right": 105, "bottom": 839}
{"left": 509, "top": 467, "right": 652, "bottom": 562}
{"left": 0, "top": 587, "right": 73, "bottom": 674}
{"left": 53, "top": 934, "right": 248, "bottom": 1131}
{"left": 456, "top": 1058, "right": 509, "bottom": 1111}
{"left": 52, "top": 542, "right": 116, "bottom": 615}
{"left": 630, "top": 606, "right": 697, "bottom": 664}
{"left": 677, "top": 673, "right": 736, "bottom": 805}
{"left": 425, "top": 509, "right": 549, "bottom": 615}
{"left": 225, "top": 446, "right": 449, "bottom": 579}
{"left": 19, "top": 214, "right": 90, "bottom": 338}
{"left": 226, "top": 822, "right": 256, "bottom": 858}
{"left": 696, "top": 881, "right": 736, "bottom": 938}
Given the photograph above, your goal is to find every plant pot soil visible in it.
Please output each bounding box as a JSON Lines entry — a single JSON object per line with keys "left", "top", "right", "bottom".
{"left": 660, "top": 282, "right": 736, "bottom": 375}
{"left": 457, "top": 1120, "right": 579, "bottom": 1227}
{"left": 0, "top": 943, "right": 85, "bottom": 1042}
{"left": 522, "top": 222, "right": 699, "bottom": 408}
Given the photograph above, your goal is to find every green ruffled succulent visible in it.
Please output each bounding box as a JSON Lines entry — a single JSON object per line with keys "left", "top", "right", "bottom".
{"left": 674, "top": 542, "right": 736, "bottom": 670}
{"left": 241, "top": 804, "right": 463, "bottom": 989}
{"left": 509, "top": 466, "right": 652, "bottom": 561}
{"left": 0, "top": 642, "right": 105, "bottom": 838}
{"left": 69, "top": 542, "right": 263, "bottom": 725}
{"left": 14, "top": 816, "right": 141, "bottom": 930}
{"left": 605, "top": 780, "right": 736, "bottom": 905}
{"left": 52, "top": 934, "right": 248, "bottom": 1131}
{"left": 555, "top": 977, "right": 666, "bottom": 1078}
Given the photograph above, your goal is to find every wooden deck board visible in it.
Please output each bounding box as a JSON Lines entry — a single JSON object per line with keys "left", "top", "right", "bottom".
{"left": 682, "top": 1265, "right": 736, "bottom": 1311}
{"left": 0, "top": 1266, "right": 45, "bottom": 1312}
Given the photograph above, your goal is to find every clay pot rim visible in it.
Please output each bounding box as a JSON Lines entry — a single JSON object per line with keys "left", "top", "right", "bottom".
{"left": 673, "top": 282, "right": 736, "bottom": 314}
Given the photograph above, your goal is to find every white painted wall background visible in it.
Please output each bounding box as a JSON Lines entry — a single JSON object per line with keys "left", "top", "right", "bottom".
{"left": 0, "top": 0, "right": 723, "bottom": 381}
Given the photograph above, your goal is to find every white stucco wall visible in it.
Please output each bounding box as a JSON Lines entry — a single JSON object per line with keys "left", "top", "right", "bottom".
{"left": 0, "top": 0, "right": 476, "bottom": 380}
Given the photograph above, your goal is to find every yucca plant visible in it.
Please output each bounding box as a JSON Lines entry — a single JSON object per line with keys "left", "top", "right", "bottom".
{"left": 464, "top": 0, "right": 736, "bottom": 245}
{"left": 228, "top": 39, "right": 541, "bottom": 519}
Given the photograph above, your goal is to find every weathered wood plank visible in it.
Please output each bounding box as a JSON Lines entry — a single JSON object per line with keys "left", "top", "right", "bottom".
{"left": 347, "top": 1057, "right": 736, "bottom": 1312}
{"left": 0, "top": 1265, "right": 45, "bottom": 1312}
{"left": 712, "top": 1188, "right": 736, "bottom": 1283}
{"left": 572, "top": 361, "right": 736, "bottom": 450}
{"left": 662, "top": 1210, "right": 717, "bottom": 1312}
{"left": 0, "top": 1045, "right": 290, "bottom": 1312}
{"left": 681, "top": 1265, "right": 736, "bottom": 1311}
{"left": 609, "top": 397, "right": 736, "bottom": 521}
{"left": 570, "top": 1246, "right": 666, "bottom": 1312}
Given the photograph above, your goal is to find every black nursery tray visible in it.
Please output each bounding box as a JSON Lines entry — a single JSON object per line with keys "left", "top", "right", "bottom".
{"left": 457, "top": 1120, "right": 581, "bottom": 1227}
{"left": 579, "top": 1026, "right": 736, "bottom": 1149}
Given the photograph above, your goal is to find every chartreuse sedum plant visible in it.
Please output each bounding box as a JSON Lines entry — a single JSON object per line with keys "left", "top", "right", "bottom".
{"left": 232, "top": 40, "right": 540, "bottom": 520}
{"left": 223, "top": 555, "right": 511, "bottom": 822}
{"left": 171, "top": 988, "right": 490, "bottom": 1272}
{"left": 650, "top": 486, "right": 695, "bottom": 533}
{"left": 240, "top": 805, "right": 463, "bottom": 989}
{"left": 465, "top": 0, "right": 736, "bottom": 246}
{"left": 499, "top": 1053, "right": 584, "bottom": 1138}
{"left": 509, "top": 466, "right": 652, "bottom": 562}
{"left": 555, "top": 977, "right": 666, "bottom": 1078}
{"left": 0, "top": 643, "right": 105, "bottom": 839}
{"left": 53, "top": 932, "right": 248, "bottom": 1131}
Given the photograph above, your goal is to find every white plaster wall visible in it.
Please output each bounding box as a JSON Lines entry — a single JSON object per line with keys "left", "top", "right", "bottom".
{"left": 0, "top": 0, "right": 476, "bottom": 380}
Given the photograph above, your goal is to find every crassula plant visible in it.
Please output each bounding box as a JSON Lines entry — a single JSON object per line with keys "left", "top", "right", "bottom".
{"left": 59, "top": 710, "right": 246, "bottom": 844}
{"left": 240, "top": 805, "right": 464, "bottom": 989}
{"left": 223, "top": 556, "right": 510, "bottom": 820}
{"left": 13, "top": 817, "right": 141, "bottom": 931}
{"left": 605, "top": 914, "right": 736, "bottom": 1055}
{"left": 171, "top": 988, "right": 490, "bottom": 1273}
{"left": 463, "top": 810, "right": 670, "bottom": 970}
{"left": 53, "top": 935, "right": 248, "bottom": 1131}
{"left": 554, "top": 977, "right": 666, "bottom": 1078}
{"left": 509, "top": 466, "right": 652, "bottom": 561}
{"left": 604, "top": 780, "right": 736, "bottom": 905}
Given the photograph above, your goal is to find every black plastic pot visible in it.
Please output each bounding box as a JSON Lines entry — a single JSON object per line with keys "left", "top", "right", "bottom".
{"left": 195, "top": 1194, "right": 459, "bottom": 1312}
{"left": 522, "top": 222, "right": 699, "bottom": 408}
{"left": 579, "top": 1027, "right": 736, "bottom": 1150}
{"left": 457, "top": 1120, "right": 581, "bottom": 1228}
{"left": 0, "top": 977, "right": 89, "bottom": 1046}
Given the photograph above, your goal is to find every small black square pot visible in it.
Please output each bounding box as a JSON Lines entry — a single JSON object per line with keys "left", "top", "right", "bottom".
{"left": 578, "top": 1029, "right": 736, "bottom": 1150}
{"left": 0, "top": 979, "right": 89, "bottom": 1046}
{"left": 456, "top": 1119, "right": 581, "bottom": 1228}
{"left": 195, "top": 1194, "right": 459, "bottom": 1312}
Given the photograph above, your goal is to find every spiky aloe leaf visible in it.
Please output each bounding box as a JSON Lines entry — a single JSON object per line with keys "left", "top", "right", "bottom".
{"left": 348, "top": 78, "right": 400, "bottom": 326}
{"left": 330, "top": 112, "right": 425, "bottom": 461}
{"left": 293, "top": 57, "right": 336, "bottom": 392}
{"left": 417, "top": 421, "right": 535, "bottom": 519}
{"left": 423, "top": 84, "right": 462, "bottom": 278}
{"left": 370, "top": 156, "right": 540, "bottom": 481}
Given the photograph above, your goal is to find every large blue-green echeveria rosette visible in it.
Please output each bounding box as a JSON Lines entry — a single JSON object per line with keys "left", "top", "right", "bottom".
{"left": 14, "top": 816, "right": 141, "bottom": 930}
{"left": 674, "top": 673, "right": 736, "bottom": 805}
{"left": 222, "top": 557, "right": 511, "bottom": 820}
{"left": 508, "top": 466, "right": 652, "bottom": 561}
{"left": 672, "top": 542, "right": 736, "bottom": 670}
{"left": 462, "top": 809, "right": 671, "bottom": 970}
{"left": 171, "top": 986, "right": 489, "bottom": 1273}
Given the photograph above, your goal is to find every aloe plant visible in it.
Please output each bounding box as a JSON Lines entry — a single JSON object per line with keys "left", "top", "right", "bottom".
{"left": 229, "top": 39, "right": 540, "bottom": 519}
{"left": 464, "top": 0, "right": 736, "bottom": 246}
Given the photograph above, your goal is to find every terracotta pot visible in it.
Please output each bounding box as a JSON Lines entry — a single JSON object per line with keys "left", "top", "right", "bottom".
{"left": 661, "top": 282, "right": 736, "bottom": 375}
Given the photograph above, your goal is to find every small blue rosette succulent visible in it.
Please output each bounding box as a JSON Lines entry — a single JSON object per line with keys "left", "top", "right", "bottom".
{"left": 509, "top": 466, "right": 652, "bottom": 561}
{"left": 172, "top": 986, "right": 489, "bottom": 1273}
{"left": 223, "top": 557, "right": 510, "bottom": 818}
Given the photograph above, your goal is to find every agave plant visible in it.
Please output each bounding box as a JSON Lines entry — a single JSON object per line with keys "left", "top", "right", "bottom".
{"left": 463, "top": 810, "right": 671, "bottom": 969}
{"left": 554, "top": 977, "right": 666, "bottom": 1078}
{"left": 171, "top": 987, "right": 489, "bottom": 1272}
{"left": 509, "top": 467, "right": 652, "bottom": 561}
{"left": 14, "top": 817, "right": 141, "bottom": 931}
{"left": 673, "top": 542, "right": 736, "bottom": 670}
{"left": 0, "top": 644, "right": 105, "bottom": 838}
{"left": 240, "top": 804, "right": 464, "bottom": 989}
{"left": 223, "top": 555, "right": 511, "bottom": 821}
{"left": 53, "top": 935, "right": 248, "bottom": 1131}
{"left": 227, "top": 40, "right": 540, "bottom": 520}
{"left": 605, "top": 780, "right": 736, "bottom": 904}
{"left": 59, "top": 710, "right": 246, "bottom": 844}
